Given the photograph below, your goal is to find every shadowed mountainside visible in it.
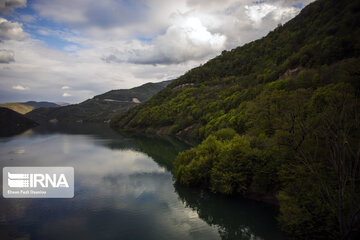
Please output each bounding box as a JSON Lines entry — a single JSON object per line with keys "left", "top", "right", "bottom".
{"left": 0, "top": 107, "right": 38, "bottom": 137}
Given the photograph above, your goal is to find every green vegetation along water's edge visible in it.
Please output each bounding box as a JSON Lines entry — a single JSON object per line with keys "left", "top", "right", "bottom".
{"left": 111, "top": 0, "right": 360, "bottom": 239}
{"left": 0, "top": 123, "right": 285, "bottom": 239}
{"left": 26, "top": 80, "right": 171, "bottom": 124}
{"left": 0, "top": 107, "right": 38, "bottom": 137}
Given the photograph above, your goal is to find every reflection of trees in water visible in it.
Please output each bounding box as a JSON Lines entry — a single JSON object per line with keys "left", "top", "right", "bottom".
{"left": 174, "top": 183, "right": 284, "bottom": 240}
{"left": 127, "top": 134, "right": 191, "bottom": 171}
{"left": 32, "top": 124, "right": 191, "bottom": 172}
{"left": 117, "top": 130, "right": 284, "bottom": 240}
{"left": 11, "top": 124, "right": 284, "bottom": 240}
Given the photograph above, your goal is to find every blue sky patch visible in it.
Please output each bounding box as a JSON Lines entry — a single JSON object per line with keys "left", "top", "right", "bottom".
{"left": 138, "top": 37, "right": 153, "bottom": 42}
{"left": 292, "top": 3, "right": 304, "bottom": 9}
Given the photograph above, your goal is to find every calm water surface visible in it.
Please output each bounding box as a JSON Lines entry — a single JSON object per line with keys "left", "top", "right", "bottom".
{"left": 0, "top": 124, "right": 284, "bottom": 240}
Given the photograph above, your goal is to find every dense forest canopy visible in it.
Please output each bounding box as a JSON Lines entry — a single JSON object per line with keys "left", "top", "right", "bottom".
{"left": 111, "top": 0, "right": 360, "bottom": 239}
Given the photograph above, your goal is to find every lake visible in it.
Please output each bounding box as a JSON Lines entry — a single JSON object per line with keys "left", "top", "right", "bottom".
{"left": 0, "top": 124, "right": 284, "bottom": 240}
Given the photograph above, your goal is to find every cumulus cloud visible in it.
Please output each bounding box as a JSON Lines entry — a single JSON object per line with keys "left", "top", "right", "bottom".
{"left": 0, "top": 49, "right": 14, "bottom": 63}
{"left": 101, "top": 0, "right": 311, "bottom": 65}
{"left": 62, "top": 93, "right": 71, "bottom": 97}
{"left": 244, "top": 2, "right": 299, "bottom": 28}
{"left": 30, "top": 0, "right": 314, "bottom": 65}
{"left": 12, "top": 84, "right": 28, "bottom": 90}
{"left": 245, "top": 4, "right": 277, "bottom": 24}
{"left": 104, "top": 16, "right": 226, "bottom": 65}
{"left": 0, "top": 17, "right": 26, "bottom": 41}
{"left": 204, "top": 0, "right": 314, "bottom": 50}
{"left": 0, "top": 0, "right": 315, "bottom": 103}
{"left": 0, "top": 35, "right": 175, "bottom": 103}
{"left": 30, "top": 1, "right": 189, "bottom": 39}
{"left": 187, "top": 0, "right": 314, "bottom": 9}
{"left": 186, "top": 0, "right": 233, "bottom": 7}
{"left": 33, "top": 0, "right": 148, "bottom": 29}
{"left": 0, "top": 0, "right": 26, "bottom": 15}
{"left": 275, "top": 0, "right": 315, "bottom": 7}
{"left": 61, "top": 86, "right": 70, "bottom": 90}
{"left": 137, "top": 17, "right": 226, "bottom": 64}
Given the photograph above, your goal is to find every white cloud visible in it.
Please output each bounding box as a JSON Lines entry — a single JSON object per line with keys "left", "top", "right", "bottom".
{"left": 63, "top": 45, "right": 79, "bottom": 52}
{"left": 0, "top": 0, "right": 26, "bottom": 15}
{"left": 0, "top": 17, "right": 26, "bottom": 41}
{"left": 62, "top": 92, "right": 71, "bottom": 97}
{"left": 19, "top": 14, "right": 36, "bottom": 23}
{"left": 61, "top": 86, "right": 70, "bottom": 90}
{"left": 0, "top": 0, "right": 315, "bottom": 103}
{"left": 99, "top": 0, "right": 308, "bottom": 65}
{"left": 12, "top": 84, "right": 28, "bottom": 90}
{"left": 32, "top": 0, "right": 149, "bottom": 29}
{"left": 0, "top": 49, "right": 14, "bottom": 63}
{"left": 104, "top": 16, "right": 226, "bottom": 65}
{"left": 244, "top": 2, "right": 300, "bottom": 28}
{"left": 0, "top": 35, "right": 178, "bottom": 103}
{"left": 186, "top": 0, "right": 233, "bottom": 8}
{"left": 245, "top": 4, "right": 277, "bottom": 24}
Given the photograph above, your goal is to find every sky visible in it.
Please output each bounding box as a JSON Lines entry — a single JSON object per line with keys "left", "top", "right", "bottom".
{"left": 0, "top": 0, "right": 314, "bottom": 103}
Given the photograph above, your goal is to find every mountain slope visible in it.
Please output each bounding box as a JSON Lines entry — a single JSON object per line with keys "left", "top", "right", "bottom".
{"left": 111, "top": 0, "right": 360, "bottom": 137}
{"left": 111, "top": 0, "right": 360, "bottom": 239}
{"left": 0, "top": 103, "right": 35, "bottom": 114}
{"left": 24, "top": 101, "right": 61, "bottom": 108}
{"left": 0, "top": 101, "right": 62, "bottom": 114}
{"left": 0, "top": 107, "right": 38, "bottom": 137}
{"left": 26, "top": 80, "right": 171, "bottom": 123}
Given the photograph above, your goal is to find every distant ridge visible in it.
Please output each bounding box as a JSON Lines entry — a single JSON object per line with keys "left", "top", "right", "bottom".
{"left": 26, "top": 80, "right": 172, "bottom": 124}
{"left": 24, "top": 101, "right": 60, "bottom": 108}
{"left": 0, "top": 101, "right": 62, "bottom": 114}
{"left": 55, "top": 102, "right": 70, "bottom": 106}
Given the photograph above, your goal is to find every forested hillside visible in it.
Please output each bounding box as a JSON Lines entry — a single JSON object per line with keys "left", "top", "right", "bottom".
{"left": 112, "top": 0, "right": 359, "bottom": 137}
{"left": 112, "top": 0, "right": 360, "bottom": 239}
